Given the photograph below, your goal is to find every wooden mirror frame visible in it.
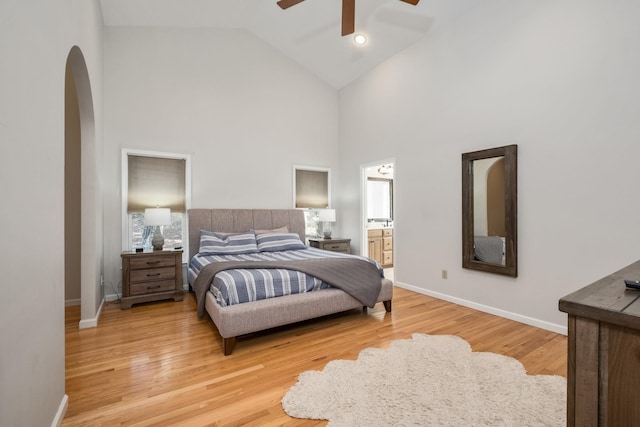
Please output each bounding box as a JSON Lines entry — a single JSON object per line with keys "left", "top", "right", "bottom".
{"left": 462, "top": 145, "right": 518, "bottom": 277}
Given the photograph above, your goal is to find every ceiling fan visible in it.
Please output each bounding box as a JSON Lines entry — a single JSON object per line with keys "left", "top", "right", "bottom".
{"left": 277, "top": 0, "right": 420, "bottom": 37}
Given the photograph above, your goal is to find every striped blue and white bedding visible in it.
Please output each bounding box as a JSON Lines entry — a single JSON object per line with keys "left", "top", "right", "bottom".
{"left": 189, "top": 247, "right": 382, "bottom": 307}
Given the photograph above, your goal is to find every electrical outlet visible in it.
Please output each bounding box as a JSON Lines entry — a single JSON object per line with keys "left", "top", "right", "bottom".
{"left": 100, "top": 274, "right": 104, "bottom": 287}
{"left": 441, "top": 270, "right": 448, "bottom": 280}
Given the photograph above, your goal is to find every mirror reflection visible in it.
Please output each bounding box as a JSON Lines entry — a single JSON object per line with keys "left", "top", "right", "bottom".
{"left": 472, "top": 156, "right": 506, "bottom": 266}
{"left": 462, "top": 145, "right": 517, "bottom": 277}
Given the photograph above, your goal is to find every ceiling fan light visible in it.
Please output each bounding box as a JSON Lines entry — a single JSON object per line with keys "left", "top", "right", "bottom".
{"left": 354, "top": 34, "right": 367, "bottom": 45}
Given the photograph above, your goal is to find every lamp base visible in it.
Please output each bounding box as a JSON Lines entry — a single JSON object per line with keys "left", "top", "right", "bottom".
{"left": 152, "top": 226, "right": 165, "bottom": 251}
{"left": 322, "top": 222, "right": 333, "bottom": 239}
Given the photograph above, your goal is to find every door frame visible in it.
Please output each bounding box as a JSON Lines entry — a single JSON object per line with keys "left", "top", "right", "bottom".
{"left": 360, "top": 158, "right": 395, "bottom": 258}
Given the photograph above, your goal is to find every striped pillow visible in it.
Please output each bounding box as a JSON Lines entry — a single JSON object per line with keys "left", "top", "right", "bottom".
{"left": 256, "top": 232, "right": 306, "bottom": 252}
{"left": 199, "top": 230, "right": 259, "bottom": 255}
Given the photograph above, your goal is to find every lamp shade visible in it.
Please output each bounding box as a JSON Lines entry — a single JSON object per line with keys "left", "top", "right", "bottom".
{"left": 318, "top": 209, "right": 336, "bottom": 222}
{"left": 144, "top": 208, "right": 171, "bottom": 226}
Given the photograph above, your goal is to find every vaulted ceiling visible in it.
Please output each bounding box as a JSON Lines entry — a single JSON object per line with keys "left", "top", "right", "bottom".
{"left": 99, "top": 0, "right": 478, "bottom": 89}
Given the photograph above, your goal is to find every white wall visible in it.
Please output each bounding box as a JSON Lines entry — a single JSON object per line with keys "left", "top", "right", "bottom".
{"left": 338, "top": 0, "right": 640, "bottom": 331}
{"left": 102, "top": 27, "right": 339, "bottom": 289}
{"left": 0, "top": 0, "right": 103, "bottom": 425}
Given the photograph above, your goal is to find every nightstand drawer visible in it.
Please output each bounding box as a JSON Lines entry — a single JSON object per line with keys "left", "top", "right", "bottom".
{"left": 308, "top": 238, "right": 351, "bottom": 254}
{"left": 130, "top": 280, "right": 176, "bottom": 296}
{"left": 324, "top": 242, "right": 349, "bottom": 252}
{"left": 130, "top": 267, "right": 175, "bottom": 283}
{"left": 130, "top": 256, "right": 176, "bottom": 270}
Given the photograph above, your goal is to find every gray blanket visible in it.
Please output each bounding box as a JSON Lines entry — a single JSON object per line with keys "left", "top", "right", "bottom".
{"left": 192, "top": 258, "right": 383, "bottom": 317}
{"left": 474, "top": 236, "right": 504, "bottom": 264}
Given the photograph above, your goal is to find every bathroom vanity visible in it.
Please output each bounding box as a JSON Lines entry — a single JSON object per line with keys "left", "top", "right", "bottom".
{"left": 367, "top": 228, "right": 393, "bottom": 268}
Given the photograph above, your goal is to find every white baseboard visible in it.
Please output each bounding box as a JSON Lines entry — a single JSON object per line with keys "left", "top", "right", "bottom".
{"left": 65, "top": 298, "right": 80, "bottom": 307}
{"left": 394, "top": 281, "right": 568, "bottom": 336}
{"left": 78, "top": 298, "right": 105, "bottom": 329}
{"left": 51, "top": 394, "right": 68, "bottom": 427}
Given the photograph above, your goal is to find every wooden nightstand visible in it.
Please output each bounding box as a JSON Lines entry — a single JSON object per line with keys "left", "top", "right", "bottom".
{"left": 308, "top": 238, "right": 351, "bottom": 254}
{"left": 121, "top": 250, "right": 184, "bottom": 309}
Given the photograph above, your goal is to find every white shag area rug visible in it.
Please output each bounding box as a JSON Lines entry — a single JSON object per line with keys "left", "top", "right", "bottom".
{"left": 282, "top": 334, "right": 566, "bottom": 426}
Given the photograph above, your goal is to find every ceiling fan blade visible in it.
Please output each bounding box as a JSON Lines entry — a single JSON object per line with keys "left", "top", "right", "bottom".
{"left": 400, "top": 0, "right": 420, "bottom": 5}
{"left": 342, "top": 0, "right": 355, "bottom": 36}
{"left": 277, "top": 0, "right": 305, "bottom": 10}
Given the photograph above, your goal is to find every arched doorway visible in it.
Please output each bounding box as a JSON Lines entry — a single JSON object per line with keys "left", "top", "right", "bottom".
{"left": 65, "top": 46, "right": 101, "bottom": 328}
{"left": 65, "top": 57, "right": 82, "bottom": 308}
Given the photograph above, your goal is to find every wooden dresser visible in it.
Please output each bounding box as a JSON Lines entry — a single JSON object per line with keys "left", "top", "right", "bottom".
{"left": 367, "top": 228, "right": 393, "bottom": 268}
{"left": 559, "top": 259, "right": 640, "bottom": 426}
{"left": 121, "top": 250, "right": 184, "bottom": 309}
{"left": 308, "top": 238, "right": 351, "bottom": 254}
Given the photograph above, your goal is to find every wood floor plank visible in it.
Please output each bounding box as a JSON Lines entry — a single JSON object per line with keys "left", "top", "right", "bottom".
{"left": 63, "top": 287, "right": 567, "bottom": 426}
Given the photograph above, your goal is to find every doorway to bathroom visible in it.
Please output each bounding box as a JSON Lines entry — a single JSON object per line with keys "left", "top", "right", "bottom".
{"left": 361, "top": 159, "right": 395, "bottom": 282}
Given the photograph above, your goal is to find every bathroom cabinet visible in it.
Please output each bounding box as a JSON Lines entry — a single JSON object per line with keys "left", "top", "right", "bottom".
{"left": 368, "top": 229, "right": 393, "bottom": 268}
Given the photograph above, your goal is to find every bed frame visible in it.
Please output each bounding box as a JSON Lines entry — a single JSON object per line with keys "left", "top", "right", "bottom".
{"left": 188, "top": 208, "right": 393, "bottom": 355}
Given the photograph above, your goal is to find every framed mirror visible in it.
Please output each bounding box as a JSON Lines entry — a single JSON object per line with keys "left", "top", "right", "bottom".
{"left": 462, "top": 145, "right": 517, "bottom": 277}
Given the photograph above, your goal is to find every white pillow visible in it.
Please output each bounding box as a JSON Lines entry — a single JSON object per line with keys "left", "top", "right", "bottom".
{"left": 254, "top": 226, "right": 289, "bottom": 235}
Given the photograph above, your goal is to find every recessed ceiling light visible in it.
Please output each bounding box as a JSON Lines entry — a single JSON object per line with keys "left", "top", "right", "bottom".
{"left": 354, "top": 34, "right": 367, "bottom": 46}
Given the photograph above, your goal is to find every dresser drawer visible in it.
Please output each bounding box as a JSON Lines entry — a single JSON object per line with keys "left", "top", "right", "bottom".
{"left": 383, "top": 229, "right": 393, "bottom": 237}
{"left": 129, "top": 280, "right": 176, "bottom": 296}
{"left": 130, "top": 267, "right": 175, "bottom": 283}
{"left": 129, "top": 255, "right": 176, "bottom": 270}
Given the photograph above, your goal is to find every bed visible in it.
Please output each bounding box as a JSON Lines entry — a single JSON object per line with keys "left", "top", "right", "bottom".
{"left": 188, "top": 208, "right": 393, "bottom": 355}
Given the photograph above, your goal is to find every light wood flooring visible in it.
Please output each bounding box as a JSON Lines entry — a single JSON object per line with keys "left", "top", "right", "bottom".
{"left": 63, "top": 287, "right": 567, "bottom": 426}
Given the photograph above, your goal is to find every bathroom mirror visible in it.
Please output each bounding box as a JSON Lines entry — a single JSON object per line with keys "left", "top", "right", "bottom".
{"left": 462, "top": 145, "right": 517, "bottom": 277}
{"left": 367, "top": 178, "right": 393, "bottom": 221}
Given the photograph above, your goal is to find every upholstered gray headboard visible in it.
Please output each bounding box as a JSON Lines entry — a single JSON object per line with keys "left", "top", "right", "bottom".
{"left": 187, "top": 209, "right": 306, "bottom": 260}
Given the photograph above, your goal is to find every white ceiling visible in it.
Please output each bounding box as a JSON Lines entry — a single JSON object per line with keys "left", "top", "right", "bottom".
{"left": 99, "top": 0, "right": 478, "bottom": 89}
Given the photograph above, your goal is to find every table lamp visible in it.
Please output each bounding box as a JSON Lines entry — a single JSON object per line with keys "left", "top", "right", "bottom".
{"left": 144, "top": 207, "right": 171, "bottom": 250}
{"left": 318, "top": 209, "right": 336, "bottom": 239}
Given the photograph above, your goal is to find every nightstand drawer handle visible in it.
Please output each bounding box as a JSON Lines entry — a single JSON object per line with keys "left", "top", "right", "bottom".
{"left": 146, "top": 285, "right": 161, "bottom": 290}
{"left": 146, "top": 261, "right": 161, "bottom": 265}
{"left": 147, "top": 273, "right": 161, "bottom": 277}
